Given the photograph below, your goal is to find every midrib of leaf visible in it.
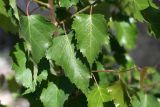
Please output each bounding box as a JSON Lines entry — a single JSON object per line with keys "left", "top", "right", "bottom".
{"left": 55, "top": 88, "right": 58, "bottom": 107}
{"left": 96, "top": 87, "right": 105, "bottom": 106}
{"left": 88, "top": 15, "right": 93, "bottom": 63}
{"left": 97, "top": 86, "right": 106, "bottom": 103}
{"left": 142, "top": 94, "right": 147, "bottom": 107}
{"left": 27, "top": 17, "right": 32, "bottom": 43}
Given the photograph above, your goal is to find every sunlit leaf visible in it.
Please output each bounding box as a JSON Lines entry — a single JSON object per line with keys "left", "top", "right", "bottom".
{"left": 9, "top": 0, "right": 19, "bottom": 20}
{"left": 72, "top": 14, "right": 109, "bottom": 66}
{"left": 37, "top": 70, "right": 48, "bottom": 83}
{"left": 132, "top": 0, "right": 149, "bottom": 21}
{"left": 109, "top": 21, "right": 138, "bottom": 50}
{"left": 12, "top": 44, "right": 33, "bottom": 91}
{"left": 107, "top": 81, "right": 128, "bottom": 107}
{"left": 131, "top": 92, "right": 160, "bottom": 107}
{"left": 87, "top": 86, "right": 111, "bottom": 107}
{"left": 0, "top": 0, "right": 17, "bottom": 33}
{"left": 40, "top": 82, "right": 68, "bottom": 107}
{"left": 59, "top": 0, "right": 78, "bottom": 8}
{"left": 20, "top": 15, "right": 55, "bottom": 63}
{"left": 46, "top": 34, "right": 90, "bottom": 94}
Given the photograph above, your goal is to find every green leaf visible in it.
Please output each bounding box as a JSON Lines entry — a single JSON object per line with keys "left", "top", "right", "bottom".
{"left": 141, "top": 7, "right": 160, "bottom": 38}
{"left": 131, "top": 92, "right": 160, "bottom": 107}
{"left": 40, "top": 82, "right": 68, "bottom": 107}
{"left": 20, "top": 15, "right": 55, "bottom": 63}
{"left": 12, "top": 44, "right": 33, "bottom": 90}
{"left": 0, "top": 0, "right": 17, "bottom": 33}
{"left": 87, "top": 86, "right": 111, "bottom": 107}
{"left": 109, "top": 21, "right": 137, "bottom": 50}
{"left": 59, "top": 0, "right": 78, "bottom": 8}
{"left": 132, "top": 0, "right": 157, "bottom": 21}
{"left": 72, "top": 14, "right": 109, "bottom": 65}
{"left": 37, "top": 70, "right": 48, "bottom": 83}
{"left": 9, "top": 0, "right": 19, "bottom": 20}
{"left": 46, "top": 34, "right": 90, "bottom": 94}
{"left": 107, "top": 81, "right": 128, "bottom": 107}
{"left": 132, "top": 0, "right": 149, "bottom": 21}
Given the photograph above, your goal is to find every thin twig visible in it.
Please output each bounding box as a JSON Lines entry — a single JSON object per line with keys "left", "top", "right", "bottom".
{"left": 26, "top": 0, "right": 31, "bottom": 16}
{"left": 33, "top": 0, "right": 49, "bottom": 7}
{"left": 92, "top": 69, "right": 115, "bottom": 73}
{"left": 91, "top": 73, "right": 99, "bottom": 87}
{"left": 71, "top": 5, "right": 90, "bottom": 18}
{"left": 59, "top": 5, "right": 90, "bottom": 24}
{"left": 48, "top": 0, "right": 57, "bottom": 25}
{"left": 62, "top": 21, "right": 67, "bottom": 35}
{"left": 89, "top": 5, "right": 93, "bottom": 15}
{"left": 92, "top": 66, "right": 138, "bottom": 73}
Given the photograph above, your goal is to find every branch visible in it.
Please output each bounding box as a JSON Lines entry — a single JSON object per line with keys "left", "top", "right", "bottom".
{"left": 91, "top": 73, "right": 100, "bottom": 88}
{"left": 59, "top": 5, "right": 90, "bottom": 24}
{"left": 71, "top": 5, "right": 90, "bottom": 18}
{"left": 62, "top": 21, "right": 67, "bottom": 35}
{"left": 26, "top": 0, "right": 31, "bottom": 16}
{"left": 92, "top": 69, "right": 115, "bottom": 73}
{"left": 48, "top": 0, "right": 57, "bottom": 25}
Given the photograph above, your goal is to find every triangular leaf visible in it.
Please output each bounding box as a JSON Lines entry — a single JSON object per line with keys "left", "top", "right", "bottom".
{"left": 141, "top": 6, "right": 160, "bottom": 38}
{"left": 46, "top": 34, "right": 90, "bottom": 94}
{"left": 132, "top": 0, "right": 150, "bottom": 21}
{"left": 37, "top": 70, "right": 48, "bottom": 83}
{"left": 132, "top": 0, "right": 157, "bottom": 21}
{"left": 9, "top": 0, "right": 19, "bottom": 20}
{"left": 107, "top": 81, "right": 128, "bottom": 107}
{"left": 40, "top": 82, "right": 68, "bottom": 107}
{"left": 12, "top": 44, "right": 33, "bottom": 90}
{"left": 20, "top": 15, "right": 55, "bottom": 63}
{"left": 0, "top": 0, "right": 17, "bottom": 33}
{"left": 72, "top": 14, "right": 109, "bottom": 65}
{"left": 87, "top": 86, "right": 111, "bottom": 107}
{"left": 109, "top": 21, "right": 138, "bottom": 50}
{"left": 131, "top": 92, "right": 160, "bottom": 107}
{"left": 59, "top": 0, "right": 78, "bottom": 8}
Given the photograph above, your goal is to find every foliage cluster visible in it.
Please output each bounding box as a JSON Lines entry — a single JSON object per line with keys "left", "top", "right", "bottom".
{"left": 0, "top": 0, "right": 160, "bottom": 107}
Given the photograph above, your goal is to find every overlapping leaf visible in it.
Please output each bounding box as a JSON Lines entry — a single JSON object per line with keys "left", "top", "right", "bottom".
{"left": 131, "top": 92, "right": 160, "bottom": 107}
{"left": 109, "top": 21, "right": 137, "bottom": 50}
{"left": 46, "top": 34, "right": 90, "bottom": 94}
{"left": 141, "top": 7, "right": 160, "bottom": 38}
{"left": 107, "top": 81, "right": 128, "bottom": 107}
{"left": 132, "top": 0, "right": 157, "bottom": 21}
{"left": 37, "top": 70, "right": 48, "bottom": 83}
{"left": 72, "top": 14, "right": 109, "bottom": 66}
{"left": 132, "top": 0, "right": 150, "bottom": 21}
{"left": 40, "top": 82, "right": 68, "bottom": 107}
{"left": 87, "top": 86, "right": 111, "bottom": 107}
{"left": 12, "top": 44, "right": 33, "bottom": 90}
{"left": 9, "top": 0, "right": 19, "bottom": 20}
{"left": 59, "top": 0, "right": 78, "bottom": 8}
{"left": 0, "top": 0, "right": 17, "bottom": 33}
{"left": 20, "top": 15, "right": 55, "bottom": 63}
